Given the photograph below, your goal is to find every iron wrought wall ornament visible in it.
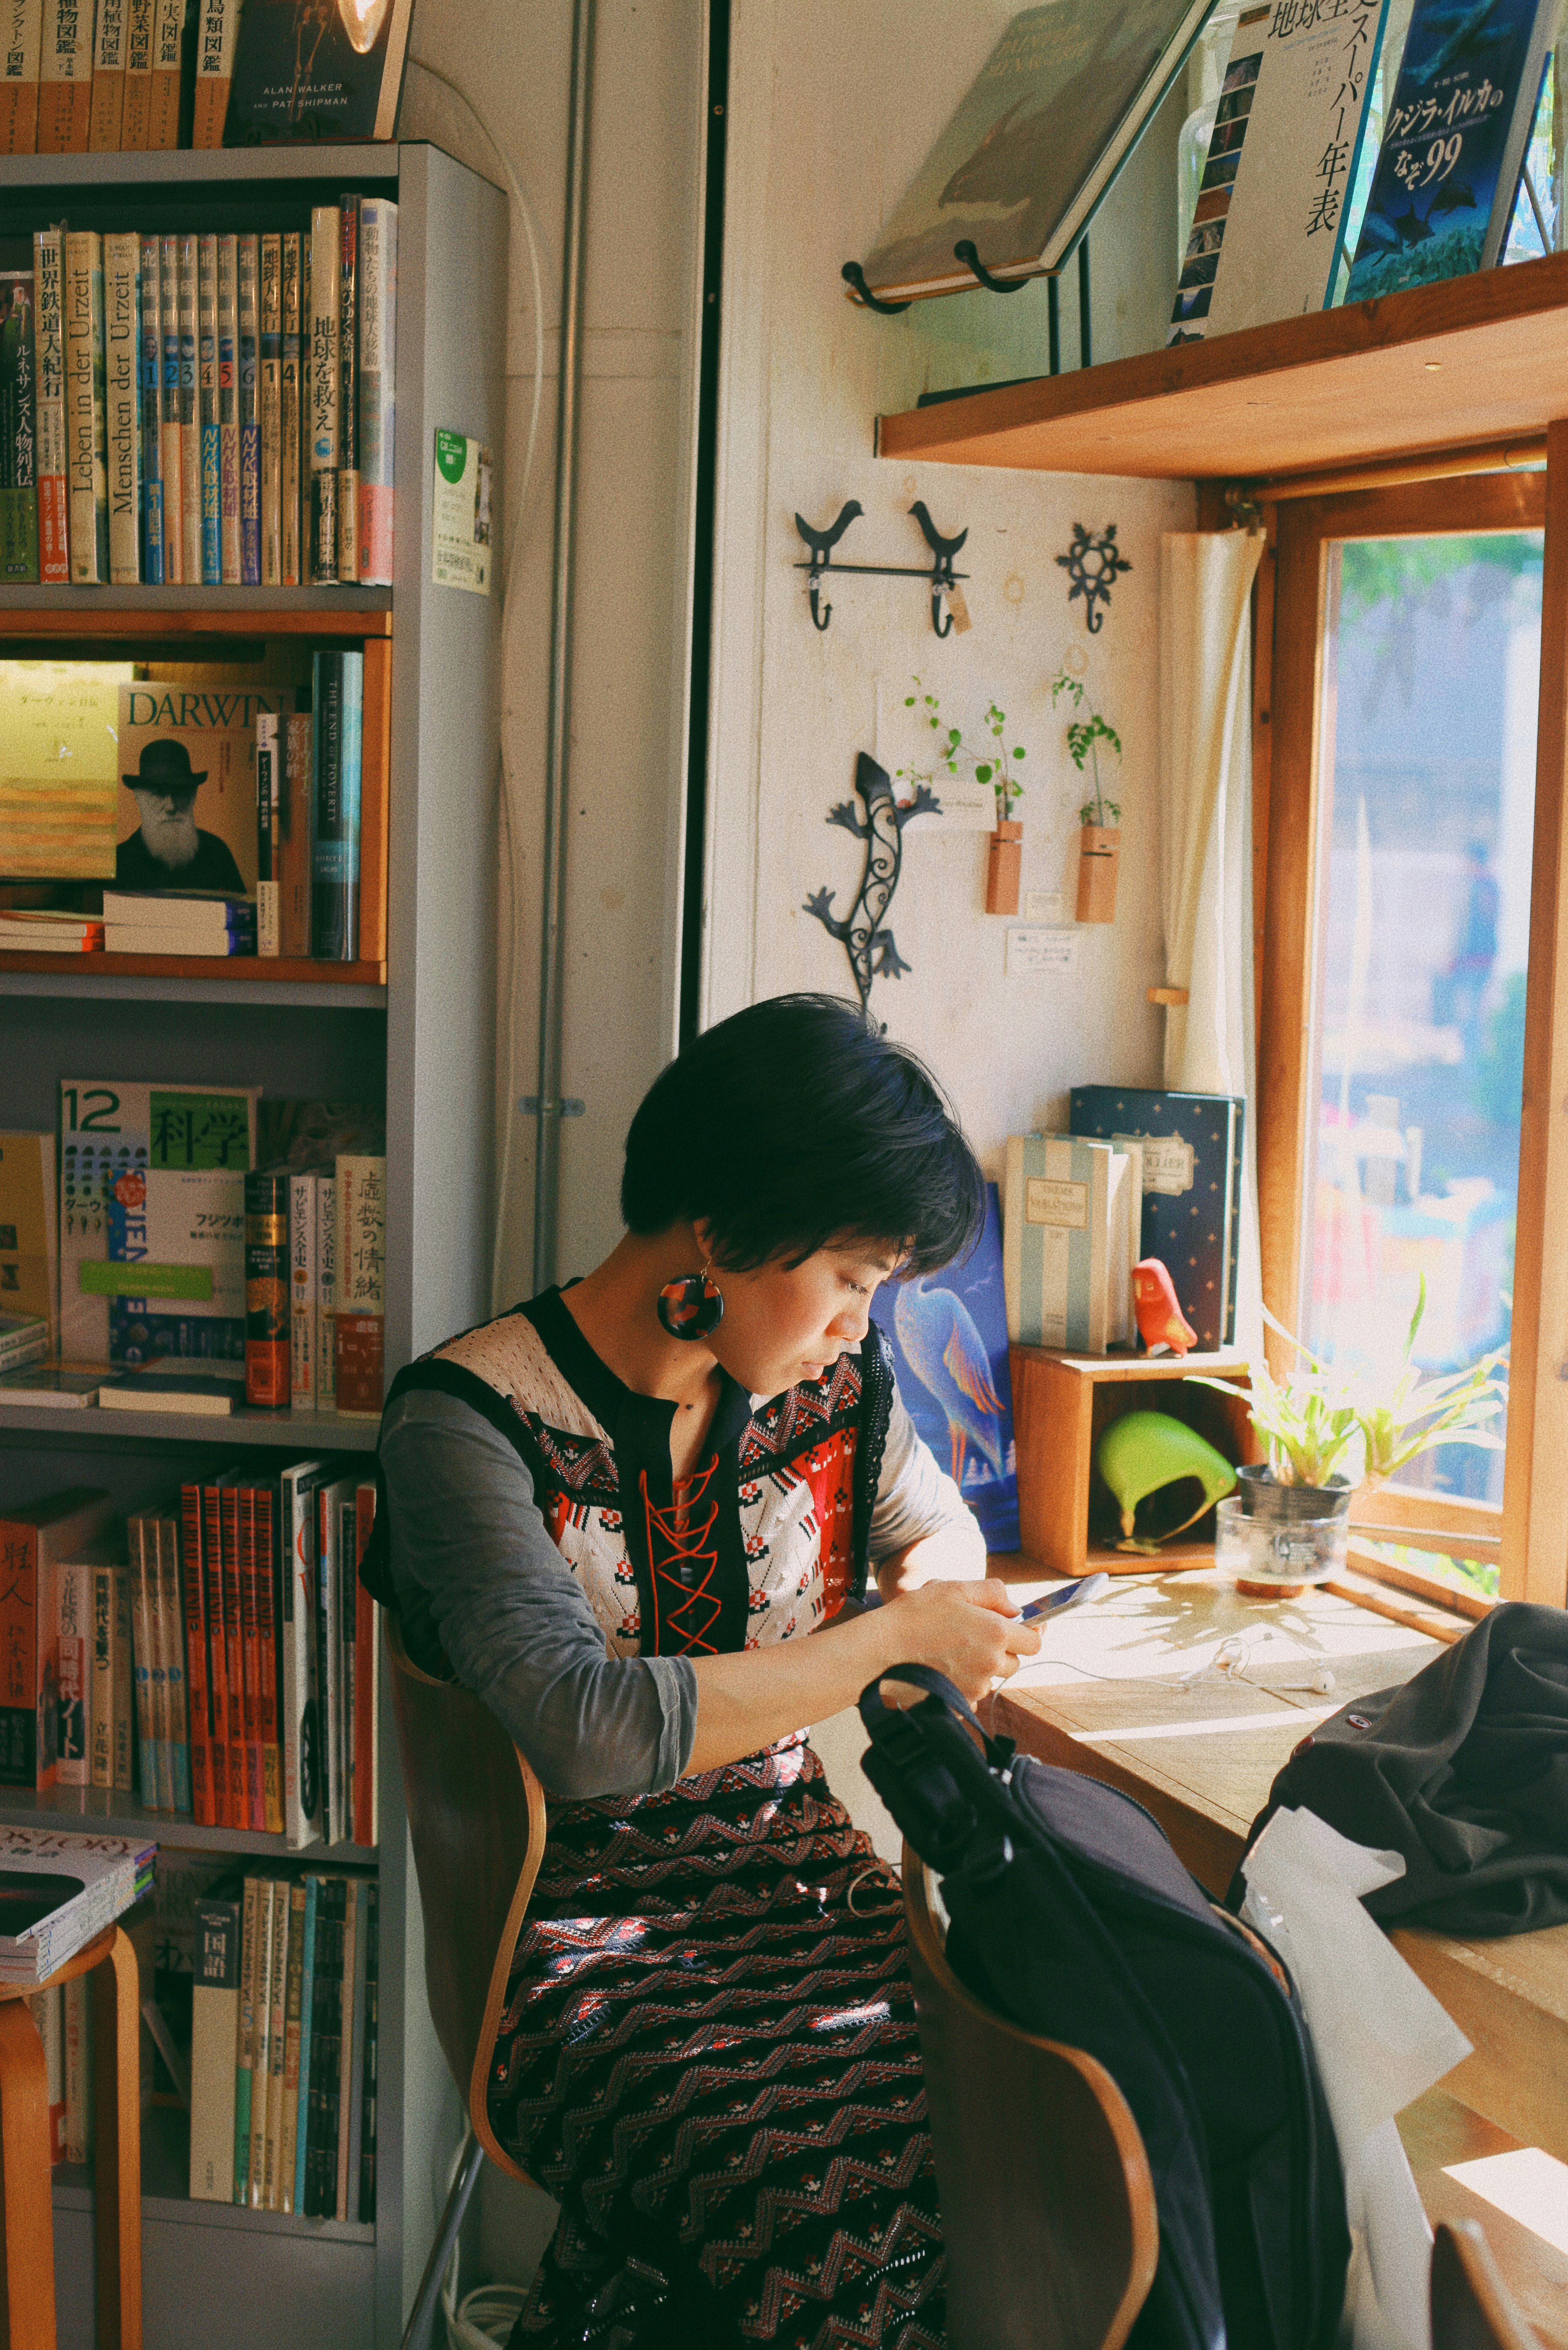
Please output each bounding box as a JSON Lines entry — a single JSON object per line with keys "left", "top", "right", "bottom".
{"left": 1057, "top": 522, "right": 1132, "bottom": 633}
{"left": 792, "top": 502, "right": 970, "bottom": 636}
{"left": 805, "top": 752, "right": 937, "bottom": 1013}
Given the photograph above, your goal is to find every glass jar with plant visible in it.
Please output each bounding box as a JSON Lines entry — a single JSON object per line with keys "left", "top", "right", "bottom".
{"left": 1188, "top": 1282, "right": 1507, "bottom": 1591}
{"left": 1052, "top": 666, "right": 1123, "bottom": 924}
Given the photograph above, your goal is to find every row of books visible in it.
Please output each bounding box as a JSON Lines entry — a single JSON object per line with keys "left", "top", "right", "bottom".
{"left": 0, "top": 0, "right": 408, "bottom": 156}
{"left": 0, "top": 203, "right": 395, "bottom": 588}
{"left": 0, "top": 653, "right": 378, "bottom": 964}
{"left": 24, "top": 1972, "right": 90, "bottom": 2162}
{"left": 1002, "top": 1087, "right": 1245, "bottom": 1357}
{"left": 191, "top": 1868, "right": 378, "bottom": 2221}
{"left": 0, "top": 1109, "right": 386, "bottom": 1394}
{"left": 0, "top": 1471, "right": 379, "bottom": 1847}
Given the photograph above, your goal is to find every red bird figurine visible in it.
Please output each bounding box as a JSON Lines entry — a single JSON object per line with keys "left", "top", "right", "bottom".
{"left": 1133, "top": 1258, "right": 1198, "bottom": 1357}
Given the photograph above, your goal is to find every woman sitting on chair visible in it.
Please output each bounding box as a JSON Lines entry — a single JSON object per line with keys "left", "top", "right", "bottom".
{"left": 375, "top": 992, "right": 1039, "bottom": 2349}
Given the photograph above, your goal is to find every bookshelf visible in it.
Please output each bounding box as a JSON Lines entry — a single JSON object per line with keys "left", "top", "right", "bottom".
{"left": 0, "top": 142, "right": 507, "bottom": 2350}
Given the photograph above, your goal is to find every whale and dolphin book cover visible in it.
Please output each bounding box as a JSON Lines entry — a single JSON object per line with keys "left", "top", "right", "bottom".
{"left": 1345, "top": 0, "right": 1556, "bottom": 301}
{"left": 871, "top": 1182, "right": 1020, "bottom": 1553}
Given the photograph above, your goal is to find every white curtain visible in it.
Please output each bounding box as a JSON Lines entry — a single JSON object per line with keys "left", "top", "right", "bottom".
{"left": 1158, "top": 530, "right": 1266, "bottom": 1357}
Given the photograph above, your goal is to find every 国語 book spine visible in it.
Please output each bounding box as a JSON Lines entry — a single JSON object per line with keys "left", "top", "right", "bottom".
{"left": 103, "top": 230, "right": 141, "bottom": 586}
{"left": 189, "top": 1892, "right": 239, "bottom": 2201}
{"left": 357, "top": 197, "right": 396, "bottom": 585}
{"left": 308, "top": 204, "right": 339, "bottom": 585}
{"left": 62, "top": 227, "right": 107, "bottom": 584}
{"left": 31, "top": 226, "right": 65, "bottom": 582}
{"left": 238, "top": 230, "right": 260, "bottom": 583}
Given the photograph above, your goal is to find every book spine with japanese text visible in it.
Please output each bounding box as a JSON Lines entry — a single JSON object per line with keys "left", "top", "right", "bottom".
{"left": 259, "top": 231, "right": 281, "bottom": 582}
{"left": 0, "top": 255, "right": 39, "bottom": 581}
{"left": 256, "top": 711, "right": 279, "bottom": 955}
{"left": 238, "top": 231, "right": 260, "bottom": 582}
{"left": 336, "top": 194, "right": 358, "bottom": 583}
{"left": 147, "top": 0, "right": 183, "bottom": 151}
{"left": 180, "top": 1479, "right": 216, "bottom": 1824}
{"left": 217, "top": 232, "right": 240, "bottom": 582}
{"left": 177, "top": 231, "right": 199, "bottom": 583}
{"left": 198, "top": 231, "right": 220, "bottom": 584}
{"left": 189, "top": 1891, "right": 240, "bottom": 2201}
{"left": 357, "top": 197, "right": 396, "bottom": 585}
{"left": 89, "top": 0, "right": 128, "bottom": 152}
{"left": 158, "top": 229, "right": 181, "bottom": 579}
{"left": 62, "top": 228, "right": 107, "bottom": 583}
{"left": 334, "top": 1153, "right": 385, "bottom": 1420}
{"left": 37, "top": 0, "right": 92, "bottom": 153}
{"left": 31, "top": 226, "right": 66, "bottom": 580}
{"left": 121, "top": 0, "right": 152, "bottom": 150}
{"left": 103, "top": 231, "right": 141, "bottom": 585}
{"left": 308, "top": 204, "right": 339, "bottom": 585}
{"left": 138, "top": 231, "right": 164, "bottom": 581}
{"left": 0, "top": 1, "right": 42, "bottom": 153}
{"left": 192, "top": 0, "right": 239, "bottom": 147}
{"left": 279, "top": 230, "right": 301, "bottom": 586}
{"left": 156, "top": 1513, "right": 192, "bottom": 1813}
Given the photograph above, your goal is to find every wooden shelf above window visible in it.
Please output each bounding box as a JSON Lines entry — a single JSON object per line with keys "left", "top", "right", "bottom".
{"left": 0, "top": 951, "right": 385, "bottom": 987}
{"left": 0, "top": 597, "right": 390, "bottom": 633}
{"left": 876, "top": 250, "right": 1568, "bottom": 485}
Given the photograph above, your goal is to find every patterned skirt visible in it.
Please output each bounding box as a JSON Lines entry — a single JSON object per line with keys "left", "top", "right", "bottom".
{"left": 489, "top": 1736, "right": 946, "bottom": 2350}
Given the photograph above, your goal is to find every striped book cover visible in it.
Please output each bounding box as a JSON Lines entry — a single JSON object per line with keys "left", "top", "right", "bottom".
{"left": 1003, "top": 1132, "right": 1115, "bottom": 1354}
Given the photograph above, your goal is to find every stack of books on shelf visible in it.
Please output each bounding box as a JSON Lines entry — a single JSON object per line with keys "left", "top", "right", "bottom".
{"left": 0, "top": 1475, "right": 380, "bottom": 1847}
{"left": 0, "top": 647, "right": 377, "bottom": 961}
{"left": 191, "top": 1865, "right": 378, "bottom": 2220}
{"left": 0, "top": 0, "right": 410, "bottom": 158}
{"left": 0, "top": 204, "right": 396, "bottom": 589}
{"left": 0, "top": 1098, "right": 385, "bottom": 1410}
{"left": 0, "top": 1821, "right": 156, "bottom": 1982}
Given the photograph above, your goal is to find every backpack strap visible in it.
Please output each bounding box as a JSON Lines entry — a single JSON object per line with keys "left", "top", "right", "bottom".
{"left": 848, "top": 1322, "right": 897, "bottom": 1605}
{"left": 857, "top": 1663, "right": 1017, "bottom": 1872}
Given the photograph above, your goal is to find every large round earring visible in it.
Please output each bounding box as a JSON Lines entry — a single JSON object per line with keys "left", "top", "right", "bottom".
{"left": 657, "top": 1266, "right": 724, "bottom": 1340}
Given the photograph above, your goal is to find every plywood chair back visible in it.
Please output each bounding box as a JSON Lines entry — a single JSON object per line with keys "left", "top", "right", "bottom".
{"left": 904, "top": 1849, "right": 1159, "bottom": 2350}
{"left": 1431, "top": 2220, "right": 1545, "bottom": 2350}
{"left": 385, "top": 1613, "right": 548, "bottom": 2183}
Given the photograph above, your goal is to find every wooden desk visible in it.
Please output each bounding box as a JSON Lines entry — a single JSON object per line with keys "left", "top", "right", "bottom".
{"left": 987, "top": 1568, "right": 1568, "bottom": 2169}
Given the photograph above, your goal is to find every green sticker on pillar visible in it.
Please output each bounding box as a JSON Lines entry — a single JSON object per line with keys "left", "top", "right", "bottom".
{"left": 431, "top": 428, "right": 493, "bottom": 595}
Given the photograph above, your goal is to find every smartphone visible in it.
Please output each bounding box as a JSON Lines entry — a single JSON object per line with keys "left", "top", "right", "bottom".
{"left": 1016, "top": 1572, "right": 1111, "bottom": 1624}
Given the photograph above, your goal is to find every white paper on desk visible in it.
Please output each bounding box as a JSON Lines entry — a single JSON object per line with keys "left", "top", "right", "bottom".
{"left": 1240, "top": 1806, "right": 1473, "bottom": 2350}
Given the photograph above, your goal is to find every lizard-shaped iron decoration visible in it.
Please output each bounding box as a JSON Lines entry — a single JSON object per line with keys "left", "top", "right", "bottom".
{"left": 804, "top": 752, "right": 939, "bottom": 1013}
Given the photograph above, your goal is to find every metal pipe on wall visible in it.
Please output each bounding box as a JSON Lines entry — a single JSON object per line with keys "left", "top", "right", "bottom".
{"left": 532, "top": 0, "right": 595, "bottom": 1294}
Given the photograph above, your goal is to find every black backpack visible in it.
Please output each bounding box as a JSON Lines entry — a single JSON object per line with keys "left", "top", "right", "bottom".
{"left": 858, "top": 1666, "right": 1350, "bottom": 2350}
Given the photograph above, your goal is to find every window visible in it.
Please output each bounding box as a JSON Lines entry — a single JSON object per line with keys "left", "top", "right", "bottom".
{"left": 1258, "top": 470, "right": 1565, "bottom": 1610}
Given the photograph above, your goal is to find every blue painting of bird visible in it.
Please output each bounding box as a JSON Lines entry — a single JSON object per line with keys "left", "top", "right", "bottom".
{"left": 893, "top": 1273, "right": 1006, "bottom": 1488}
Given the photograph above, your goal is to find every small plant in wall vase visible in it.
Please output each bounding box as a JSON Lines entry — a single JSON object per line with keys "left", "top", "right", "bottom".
{"left": 974, "top": 700, "right": 1026, "bottom": 915}
{"left": 1053, "top": 666, "right": 1122, "bottom": 924}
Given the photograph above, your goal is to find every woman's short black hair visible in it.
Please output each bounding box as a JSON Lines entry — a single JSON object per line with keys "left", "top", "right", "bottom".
{"left": 621, "top": 993, "right": 985, "bottom": 1276}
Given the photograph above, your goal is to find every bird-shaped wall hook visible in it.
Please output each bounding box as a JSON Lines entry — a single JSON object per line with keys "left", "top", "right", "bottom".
{"left": 910, "top": 502, "right": 969, "bottom": 637}
{"left": 793, "top": 500, "right": 863, "bottom": 630}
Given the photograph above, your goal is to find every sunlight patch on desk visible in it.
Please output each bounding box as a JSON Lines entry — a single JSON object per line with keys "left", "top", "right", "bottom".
{"left": 1072, "top": 1704, "right": 1341, "bottom": 1744}
{"left": 1443, "top": 2150, "right": 1568, "bottom": 2258}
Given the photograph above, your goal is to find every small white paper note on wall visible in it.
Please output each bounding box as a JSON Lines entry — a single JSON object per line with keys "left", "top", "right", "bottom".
{"left": 1007, "top": 927, "right": 1079, "bottom": 977}
{"left": 873, "top": 677, "right": 994, "bottom": 832}
{"left": 431, "top": 428, "right": 493, "bottom": 594}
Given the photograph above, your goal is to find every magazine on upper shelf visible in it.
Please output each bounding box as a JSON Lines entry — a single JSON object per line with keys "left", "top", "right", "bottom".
{"left": 1345, "top": 0, "right": 1557, "bottom": 301}
{"left": 224, "top": 0, "right": 414, "bottom": 146}
{"left": 856, "top": 0, "right": 1216, "bottom": 303}
{"left": 1169, "top": 0, "right": 1390, "bottom": 345}
{"left": 0, "top": 1826, "right": 156, "bottom": 1985}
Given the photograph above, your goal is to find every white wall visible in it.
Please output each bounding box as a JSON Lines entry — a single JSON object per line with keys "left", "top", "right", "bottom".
{"left": 705, "top": 0, "right": 1195, "bottom": 1179}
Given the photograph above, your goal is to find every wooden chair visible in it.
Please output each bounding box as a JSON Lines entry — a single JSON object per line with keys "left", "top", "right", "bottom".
{"left": 384, "top": 1614, "right": 550, "bottom": 2350}
{"left": 1432, "top": 2220, "right": 1546, "bottom": 2350}
{"left": 0, "top": 1923, "right": 141, "bottom": 2350}
{"left": 903, "top": 1850, "right": 1158, "bottom": 2350}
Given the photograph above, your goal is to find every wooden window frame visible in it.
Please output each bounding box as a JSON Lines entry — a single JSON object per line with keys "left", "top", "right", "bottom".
{"left": 1255, "top": 461, "right": 1567, "bottom": 1611}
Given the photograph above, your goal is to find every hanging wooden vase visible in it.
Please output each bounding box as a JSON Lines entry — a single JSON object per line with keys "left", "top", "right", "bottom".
{"left": 1075, "top": 824, "right": 1120, "bottom": 924}
{"left": 986, "top": 820, "right": 1022, "bottom": 915}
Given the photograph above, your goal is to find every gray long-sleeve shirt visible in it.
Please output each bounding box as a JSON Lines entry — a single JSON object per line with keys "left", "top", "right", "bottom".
{"left": 379, "top": 1378, "right": 973, "bottom": 1801}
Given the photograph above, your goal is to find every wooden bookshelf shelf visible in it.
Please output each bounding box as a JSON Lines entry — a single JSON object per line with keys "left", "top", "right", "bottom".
{"left": 0, "top": 1401, "right": 380, "bottom": 1448}
{"left": 0, "top": 967, "right": 387, "bottom": 1007}
{"left": 0, "top": 952, "right": 386, "bottom": 987}
{"left": 0, "top": 142, "right": 403, "bottom": 190}
{"left": 0, "top": 1784, "right": 375, "bottom": 1859}
{"left": 876, "top": 249, "right": 1568, "bottom": 484}
{"left": 0, "top": 593, "right": 391, "bottom": 624}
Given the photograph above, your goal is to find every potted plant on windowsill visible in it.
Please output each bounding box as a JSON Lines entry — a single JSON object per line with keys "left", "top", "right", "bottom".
{"left": 1187, "top": 1281, "right": 1507, "bottom": 1595}
{"left": 1053, "top": 668, "right": 1122, "bottom": 924}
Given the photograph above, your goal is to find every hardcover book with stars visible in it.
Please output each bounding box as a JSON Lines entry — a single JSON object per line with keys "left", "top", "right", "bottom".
{"left": 1070, "top": 1087, "right": 1244, "bottom": 1353}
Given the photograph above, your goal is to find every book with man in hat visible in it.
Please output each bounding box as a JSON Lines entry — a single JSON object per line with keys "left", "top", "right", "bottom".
{"left": 116, "top": 680, "right": 296, "bottom": 899}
